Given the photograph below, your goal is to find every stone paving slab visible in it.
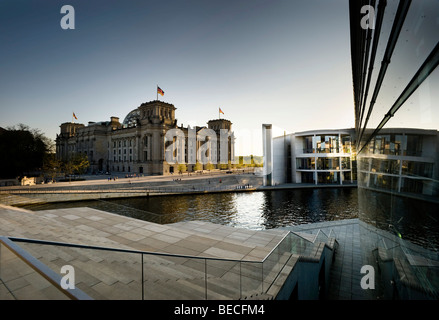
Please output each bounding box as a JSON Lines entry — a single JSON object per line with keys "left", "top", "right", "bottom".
{"left": 5, "top": 204, "right": 408, "bottom": 300}
{"left": 0, "top": 204, "right": 291, "bottom": 300}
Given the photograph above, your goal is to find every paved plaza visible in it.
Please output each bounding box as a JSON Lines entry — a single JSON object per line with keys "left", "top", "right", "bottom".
{"left": 0, "top": 201, "right": 385, "bottom": 300}
{"left": 0, "top": 204, "right": 293, "bottom": 300}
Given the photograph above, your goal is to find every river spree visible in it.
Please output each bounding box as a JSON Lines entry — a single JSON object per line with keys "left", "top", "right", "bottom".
{"left": 25, "top": 188, "right": 359, "bottom": 230}
{"left": 24, "top": 187, "right": 439, "bottom": 249}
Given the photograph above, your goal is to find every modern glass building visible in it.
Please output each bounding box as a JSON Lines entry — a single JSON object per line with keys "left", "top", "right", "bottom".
{"left": 349, "top": 0, "right": 439, "bottom": 299}
{"left": 268, "top": 129, "right": 356, "bottom": 186}
{"left": 358, "top": 127, "right": 438, "bottom": 199}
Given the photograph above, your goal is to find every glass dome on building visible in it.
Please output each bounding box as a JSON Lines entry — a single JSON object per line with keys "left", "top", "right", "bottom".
{"left": 122, "top": 109, "right": 140, "bottom": 127}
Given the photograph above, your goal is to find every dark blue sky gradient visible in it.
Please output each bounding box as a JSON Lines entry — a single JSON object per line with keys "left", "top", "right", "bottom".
{"left": 0, "top": 0, "right": 354, "bottom": 155}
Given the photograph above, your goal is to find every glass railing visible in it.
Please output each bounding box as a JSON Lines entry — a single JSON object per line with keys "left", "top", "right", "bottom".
{"left": 376, "top": 237, "right": 439, "bottom": 299}
{"left": 289, "top": 232, "right": 313, "bottom": 256}
{"left": 398, "top": 241, "right": 439, "bottom": 299}
{"left": 0, "top": 237, "right": 91, "bottom": 300}
{"left": 261, "top": 232, "right": 293, "bottom": 292}
{"left": 0, "top": 237, "right": 267, "bottom": 299}
{"left": 261, "top": 228, "right": 338, "bottom": 292}
{"left": 1, "top": 228, "right": 338, "bottom": 300}
{"left": 0, "top": 241, "right": 66, "bottom": 300}
{"left": 314, "top": 230, "right": 329, "bottom": 244}
{"left": 328, "top": 229, "right": 337, "bottom": 241}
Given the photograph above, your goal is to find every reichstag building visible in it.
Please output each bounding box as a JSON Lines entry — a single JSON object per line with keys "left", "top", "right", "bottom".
{"left": 55, "top": 100, "right": 235, "bottom": 175}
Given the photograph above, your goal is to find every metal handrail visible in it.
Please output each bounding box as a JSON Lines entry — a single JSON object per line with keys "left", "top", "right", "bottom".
{"left": 2, "top": 228, "right": 337, "bottom": 299}
{"left": 2, "top": 233, "right": 291, "bottom": 300}
{"left": 7, "top": 236, "right": 259, "bottom": 264}
{"left": 96, "top": 199, "right": 165, "bottom": 223}
{"left": 0, "top": 236, "right": 92, "bottom": 300}
{"left": 3, "top": 236, "right": 261, "bottom": 300}
{"left": 261, "top": 231, "right": 291, "bottom": 263}
{"left": 8, "top": 231, "right": 298, "bottom": 265}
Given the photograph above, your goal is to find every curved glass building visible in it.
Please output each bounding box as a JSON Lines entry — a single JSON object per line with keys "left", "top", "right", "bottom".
{"left": 349, "top": 0, "right": 439, "bottom": 299}
{"left": 268, "top": 129, "right": 356, "bottom": 186}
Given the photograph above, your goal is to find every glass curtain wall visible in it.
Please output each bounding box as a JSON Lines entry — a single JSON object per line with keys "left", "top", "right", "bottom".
{"left": 350, "top": 0, "right": 439, "bottom": 299}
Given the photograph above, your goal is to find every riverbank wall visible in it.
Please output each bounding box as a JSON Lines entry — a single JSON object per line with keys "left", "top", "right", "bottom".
{"left": 0, "top": 173, "right": 357, "bottom": 207}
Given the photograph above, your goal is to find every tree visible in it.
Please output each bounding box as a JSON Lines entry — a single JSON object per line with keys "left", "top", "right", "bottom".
{"left": 219, "top": 163, "right": 228, "bottom": 170}
{"left": 62, "top": 153, "right": 90, "bottom": 181}
{"left": 177, "top": 163, "right": 187, "bottom": 174}
{"left": 63, "top": 159, "right": 75, "bottom": 181}
{"left": 72, "top": 153, "right": 90, "bottom": 176}
{"left": 206, "top": 162, "right": 215, "bottom": 171}
{"left": 42, "top": 153, "right": 63, "bottom": 182}
{"left": 0, "top": 124, "right": 52, "bottom": 178}
{"left": 194, "top": 161, "right": 203, "bottom": 172}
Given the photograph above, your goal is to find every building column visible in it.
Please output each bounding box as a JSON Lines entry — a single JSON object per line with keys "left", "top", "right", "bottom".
{"left": 367, "top": 157, "right": 372, "bottom": 187}
{"left": 350, "top": 155, "right": 353, "bottom": 183}
{"left": 262, "top": 124, "right": 272, "bottom": 186}
{"left": 340, "top": 156, "right": 343, "bottom": 185}
{"left": 313, "top": 135, "right": 318, "bottom": 185}
{"left": 398, "top": 156, "right": 402, "bottom": 192}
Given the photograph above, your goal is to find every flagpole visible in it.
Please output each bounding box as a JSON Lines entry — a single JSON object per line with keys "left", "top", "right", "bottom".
{"left": 157, "top": 85, "right": 158, "bottom": 101}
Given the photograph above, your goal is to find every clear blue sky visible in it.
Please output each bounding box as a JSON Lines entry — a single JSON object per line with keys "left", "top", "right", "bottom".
{"left": 0, "top": 0, "right": 356, "bottom": 156}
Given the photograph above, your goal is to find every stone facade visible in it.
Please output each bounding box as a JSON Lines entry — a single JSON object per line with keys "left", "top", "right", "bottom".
{"left": 55, "top": 100, "right": 235, "bottom": 175}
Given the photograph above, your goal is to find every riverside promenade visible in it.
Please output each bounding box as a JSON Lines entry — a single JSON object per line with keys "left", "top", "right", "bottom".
{"left": 0, "top": 170, "right": 356, "bottom": 207}
{"left": 0, "top": 171, "right": 264, "bottom": 206}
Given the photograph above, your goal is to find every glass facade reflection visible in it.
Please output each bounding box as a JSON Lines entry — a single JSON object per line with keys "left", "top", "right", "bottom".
{"left": 350, "top": 0, "right": 439, "bottom": 299}
{"left": 359, "top": 128, "right": 438, "bottom": 197}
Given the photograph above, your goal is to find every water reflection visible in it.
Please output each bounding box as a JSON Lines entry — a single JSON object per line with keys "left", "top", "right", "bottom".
{"left": 358, "top": 188, "right": 439, "bottom": 251}
{"left": 25, "top": 188, "right": 359, "bottom": 230}
{"left": 24, "top": 187, "right": 439, "bottom": 249}
{"left": 260, "top": 188, "right": 358, "bottom": 229}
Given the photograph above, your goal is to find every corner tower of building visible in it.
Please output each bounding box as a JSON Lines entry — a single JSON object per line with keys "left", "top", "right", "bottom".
{"left": 207, "top": 119, "right": 232, "bottom": 132}
{"left": 138, "top": 100, "right": 177, "bottom": 127}
{"left": 207, "top": 119, "right": 235, "bottom": 165}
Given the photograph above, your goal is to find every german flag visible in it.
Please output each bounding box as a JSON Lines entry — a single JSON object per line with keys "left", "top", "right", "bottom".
{"left": 219, "top": 108, "right": 224, "bottom": 114}
{"left": 73, "top": 112, "right": 78, "bottom": 120}
{"left": 157, "top": 86, "right": 164, "bottom": 96}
